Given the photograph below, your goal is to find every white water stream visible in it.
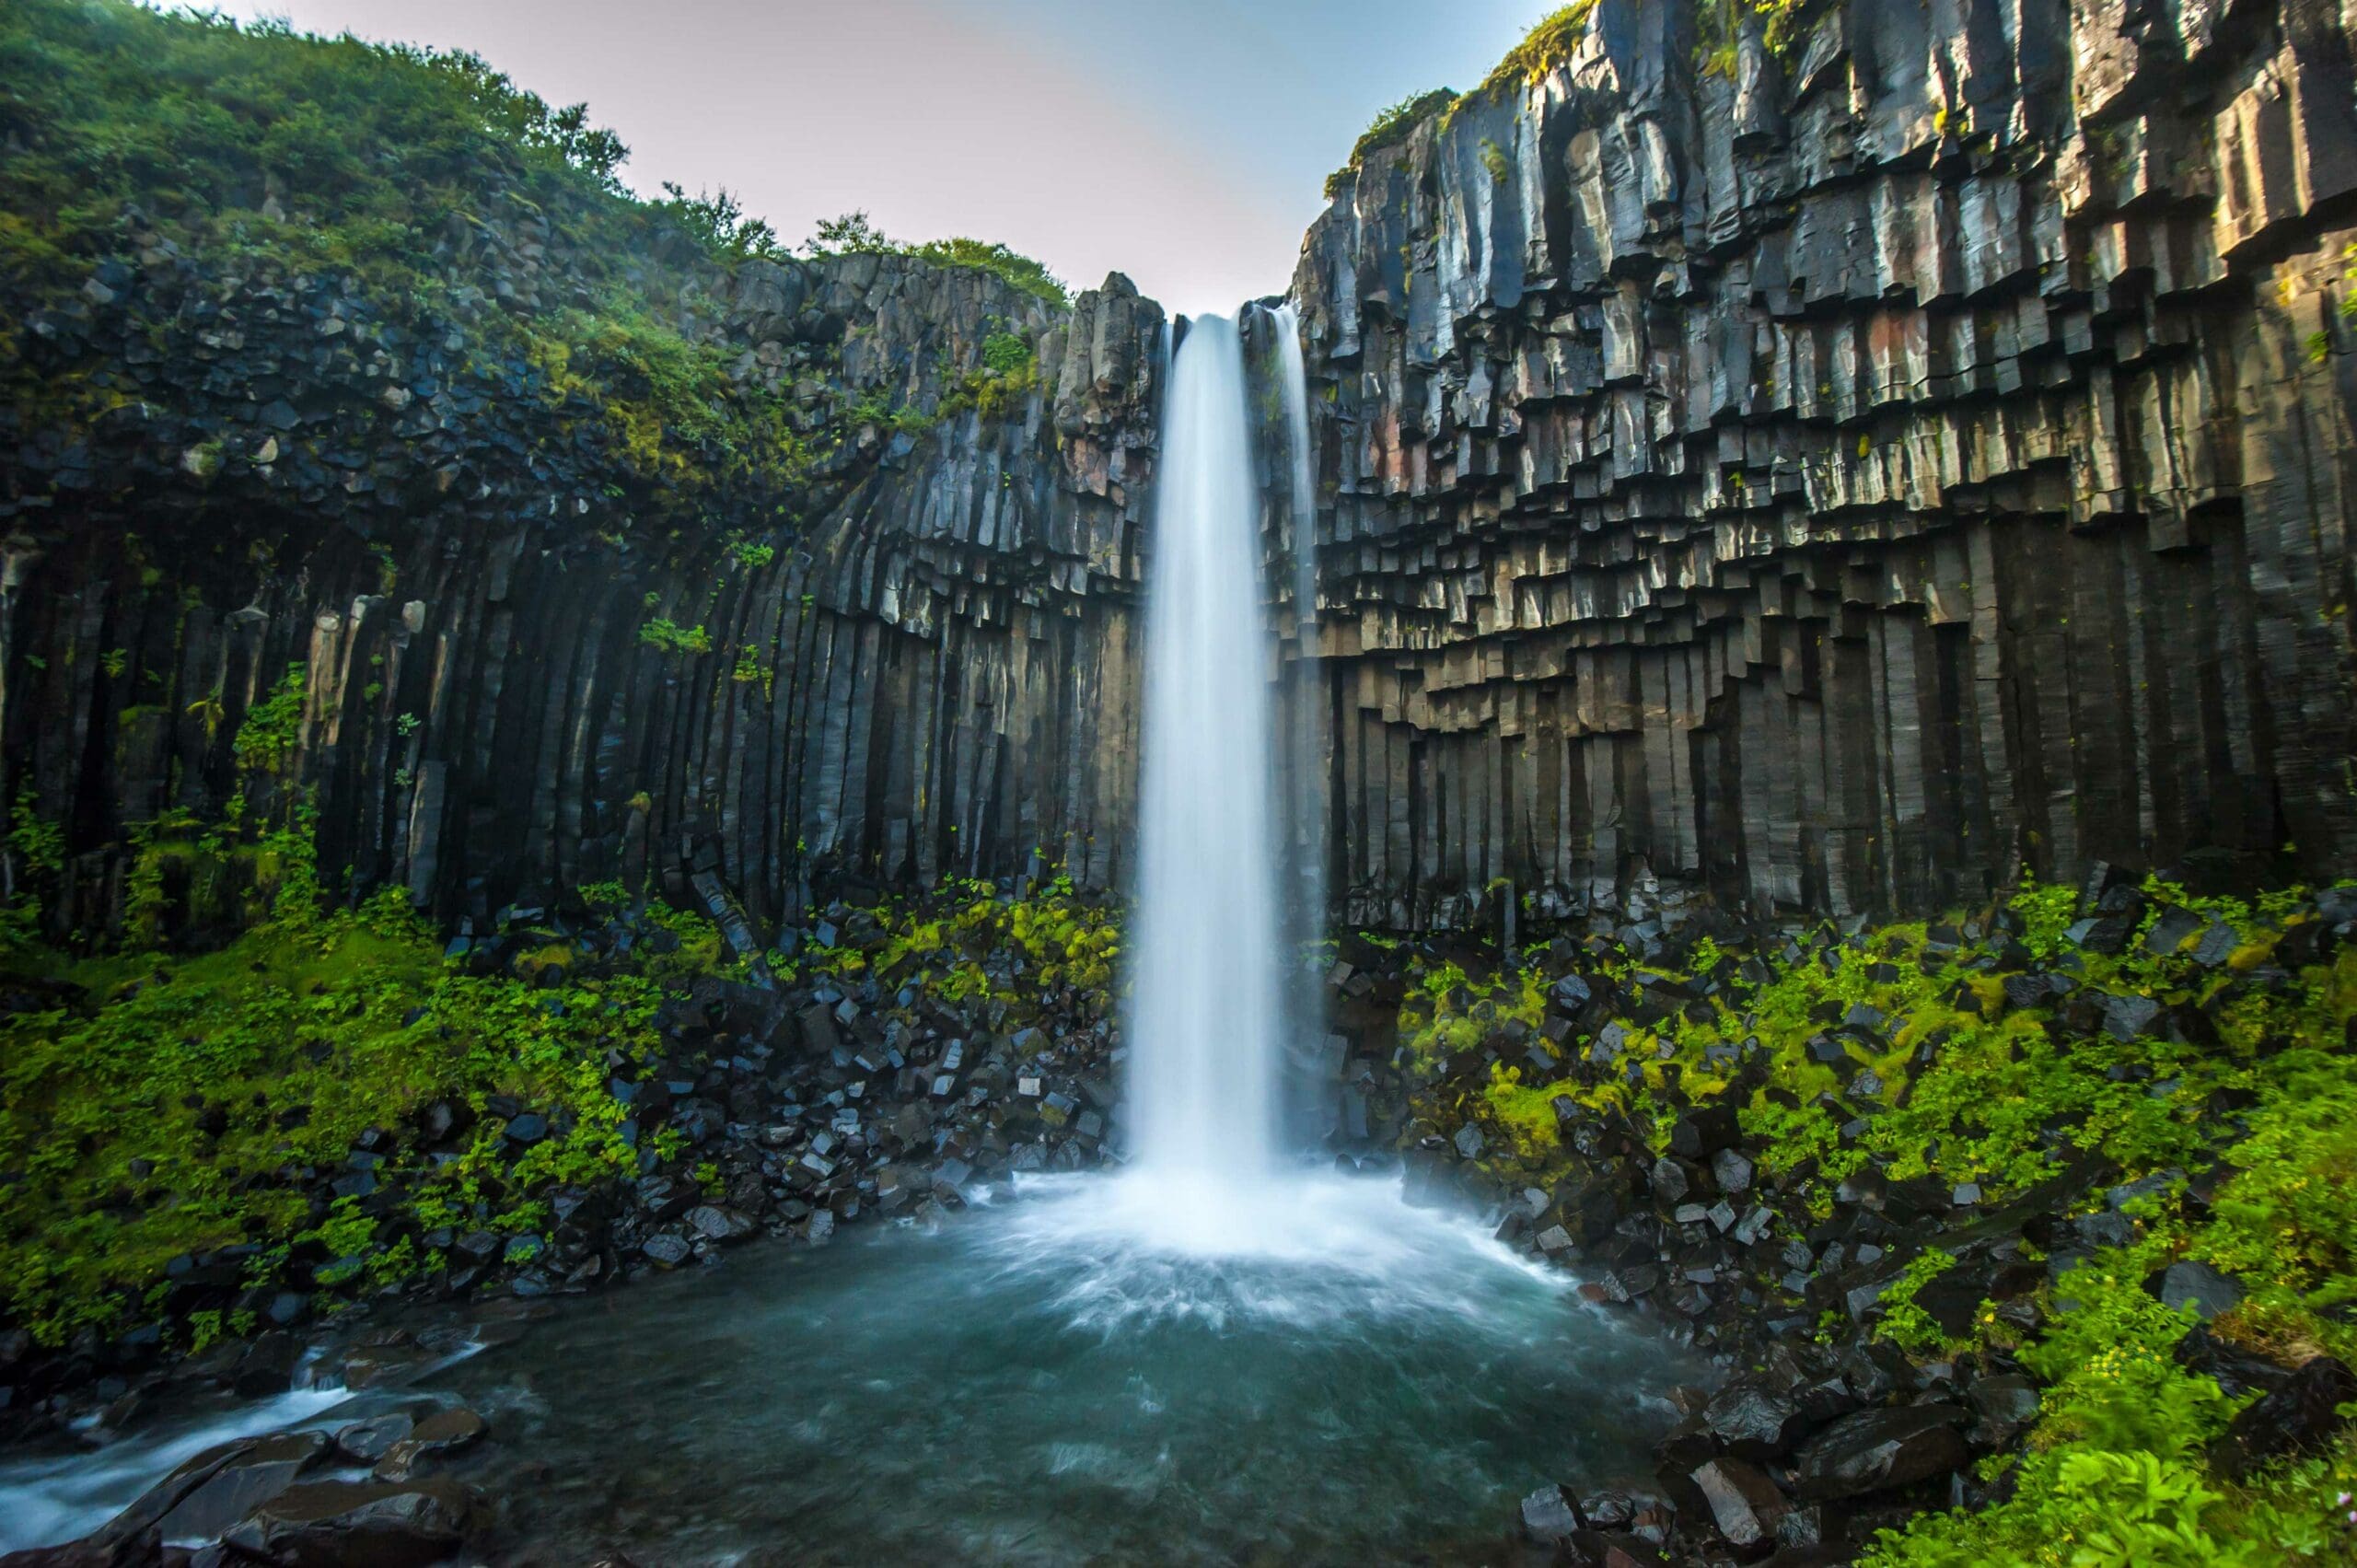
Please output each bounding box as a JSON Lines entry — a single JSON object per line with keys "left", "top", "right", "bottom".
{"left": 1124, "top": 314, "right": 1284, "bottom": 1185}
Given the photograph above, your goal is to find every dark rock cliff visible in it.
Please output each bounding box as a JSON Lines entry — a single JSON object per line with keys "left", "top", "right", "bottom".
{"left": 11, "top": 0, "right": 2357, "bottom": 941}
{"left": 2, "top": 217, "right": 1163, "bottom": 936}
{"left": 1288, "top": 0, "right": 2357, "bottom": 927}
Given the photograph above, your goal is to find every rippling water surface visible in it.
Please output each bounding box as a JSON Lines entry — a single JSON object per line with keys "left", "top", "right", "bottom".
{"left": 424, "top": 1170, "right": 1690, "bottom": 1566}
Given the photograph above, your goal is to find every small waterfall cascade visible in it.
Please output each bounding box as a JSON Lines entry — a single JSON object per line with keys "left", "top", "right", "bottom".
{"left": 1267, "top": 302, "right": 1330, "bottom": 1131}
{"left": 1271, "top": 303, "right": 1318, "bottom": 644}
{"left": 1124, "top": 314, "right": 1283, "bottom": 1183}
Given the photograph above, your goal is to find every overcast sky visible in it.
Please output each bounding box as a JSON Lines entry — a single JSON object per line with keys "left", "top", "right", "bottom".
{"left": 205, "top": 0, "right": 1541, "bottom": 316}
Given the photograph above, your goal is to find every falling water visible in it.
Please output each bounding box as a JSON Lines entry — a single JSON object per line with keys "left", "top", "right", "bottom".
{"left": 1126, "top": 315, "right": 1283, "bottom": 1183}
{"left": 1271, "top": 304, "right": 1318, "bottom": 643}
{"left": 1268, "top": 303, "right": 1329, "bottom": 1121}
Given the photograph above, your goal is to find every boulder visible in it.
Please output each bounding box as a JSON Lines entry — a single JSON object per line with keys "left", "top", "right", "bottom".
{"left": 1518, "top": 1483, "right": 1581, "bottom": 1544}
{"left": 219, "top": 1479, "right": 470, "bottom": 1568}
{"left": 1691, "top": 1456, "right": 1791, "bottom": 1549}
{"left": 333, "top": 1414, "right": 415, "bottom": 1466}
{"left": 1701, "top": 1376, "right": 1813, "bottom": 1458}
{"left": 154, "top": 1430, "right": 331, "bottom": 1541}
{"left": 1966, "top": 1375, "right": 2041, "bottom": 1446}
{"left": 2209, "top": 1356, "right": 2357, "bottom": 1481}
{"left": 371, "top": 1407, "right": 486, "bottom": 1483}
{"left": 2174, "top": 1322, "right": 2293, "bottom": 1398}
{"left": 1792, "top": 1404, "right": 1968, "bottom": 1500}
{"left": 1668, "top": 1105, "right": 1741, "bottom": 1160}
{"left": 682, "top": 1205, "right": 757, "bottom": 1244}
{"left": 2149, "top": 1260, "right": 2242, "bottom": 1321}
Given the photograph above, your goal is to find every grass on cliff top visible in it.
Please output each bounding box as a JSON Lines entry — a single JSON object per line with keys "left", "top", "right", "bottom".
{"left": 1324, "top": 89, "right": 1461, "bottom": 199}
{"left": 0, "top": 0, "right": 634, "bottom": 291}
{"left": 800, "top": 211, "right": 1069, "bottom": 308}
{"left": 0, "top": 0, "right": 1064, "bottom": 495}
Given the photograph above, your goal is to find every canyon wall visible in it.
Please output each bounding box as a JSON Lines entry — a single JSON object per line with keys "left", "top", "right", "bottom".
{"left": 1, "top": 214, "right": 1162, "bottom": 936}
{"left": 1288, "top": 0, "right": 2357, "bottom": 927}
{"left": 12, "top": 0, "right": 2357, "bottom": 942}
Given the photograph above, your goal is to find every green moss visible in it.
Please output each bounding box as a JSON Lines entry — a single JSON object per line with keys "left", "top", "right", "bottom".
{"left": 841, "top": 864, "right": 1120, "bottom": 1020}
{"left": 1324, "top": 88, "right": 1459, "bottom": 199}
{"left": 0, "top": 871, "right": 662, "bottom": 1347}
{"left": 1482, "top": 1064, "right": 1571, "bottom": 1159}
{"left": 1693, "top": 0, "right": 1813, "bottom": 81}
{"left": 1399, "top": 958, "right": 1546, "bottom": 1069}
{"left": 1479, "top": 1, "right": 1600, "bottom": 99}
{"left": 637, "top": 618, "right": 712, "bottom": 656}
{"left": 939, "top": 331, "right": 1040, "bottom": 424}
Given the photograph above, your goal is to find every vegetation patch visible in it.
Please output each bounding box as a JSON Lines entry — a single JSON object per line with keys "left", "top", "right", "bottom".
{"left": 803, "top": 211, "right": 1069, "bottom": 308}
{"left": 1388, "top": 873, "right": 2357, "bottom": 1564}
{"left": 0, "top": 820, "right": 666, "bottom": 1349}
{"left": 1325, "top": 88, "right": 1460, "bottom": 199}
{"left": 1479, "top": 1, "right": 1601, "bottom": 99}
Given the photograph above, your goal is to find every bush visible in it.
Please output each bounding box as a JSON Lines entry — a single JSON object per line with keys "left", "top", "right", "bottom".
{"left": 803, "top": 211, "right": 1069, "bottom": 307}
{"left": 1324, "top": 88, "right": 1459, "bottom": 198}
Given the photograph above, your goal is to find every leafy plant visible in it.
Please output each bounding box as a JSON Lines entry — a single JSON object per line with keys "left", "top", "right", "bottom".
{"left": 638, "top": 618, "right": 712, "bottom": 656}
{"left": 1325, "top": 88, "right": 1459, "bottom": 198}
{"left": 232, "top": 663, "right": 307, "bottom": 772}
{"left": 802, "top": 212, "right": 1068, "bottom": 306}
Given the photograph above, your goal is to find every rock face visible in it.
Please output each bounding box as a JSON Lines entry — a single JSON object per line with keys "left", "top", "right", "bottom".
{"left": 3, "top": 227, "right": 1162, "bottom": 935}
{"left": 9, "top": 0, "right": 2357, "bottom": 933}
{"left": 1287, "top": 0, "right": 2357, "bottom": 925}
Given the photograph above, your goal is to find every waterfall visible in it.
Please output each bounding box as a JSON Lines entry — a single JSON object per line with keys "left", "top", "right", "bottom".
{"left": 1125, "top": 314, "right": 1283, "bottom": 1181}
{"left": 1269, "top": 302, "right": 1330, "bottom": 1135}
{"left": 1271, "top": 304, "right": 1318, "bottom": 644}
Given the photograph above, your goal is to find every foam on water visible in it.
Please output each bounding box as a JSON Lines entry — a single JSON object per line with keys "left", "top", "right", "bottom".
{"left": 0, "top": 1381, "right": 354, "bottom": 1551}
{"left": 983, "top": 1168, "right": 1572, "bottom": 1336}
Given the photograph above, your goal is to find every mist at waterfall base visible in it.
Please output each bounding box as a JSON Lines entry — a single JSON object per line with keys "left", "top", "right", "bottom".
{"left": 0, "top": 317, "right": 1689, "bottom": 1565}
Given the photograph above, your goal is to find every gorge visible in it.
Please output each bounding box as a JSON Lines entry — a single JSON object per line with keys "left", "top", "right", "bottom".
{"left": 4, "top": 0, "right": 2357, "bottom": 1563}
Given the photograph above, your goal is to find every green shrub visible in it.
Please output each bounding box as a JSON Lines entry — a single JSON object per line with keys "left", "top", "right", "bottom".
{"left": 803, "top": 212, "right": 1068, "bottom": 307}
{"left": 1324, "top": 88, "right": 1459, "bottom": 198}
{"left": 232, "top": 664, "right": 307, "bottom": 772}
{"left": 637, "top": 618, "right": 712, "bottom": 656}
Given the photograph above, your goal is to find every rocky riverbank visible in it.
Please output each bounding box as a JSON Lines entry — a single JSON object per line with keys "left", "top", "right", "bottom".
{"left": 0, "top": 865, "right": 1125, "bottom": 1464}
{"left": 1327, "top": 870, "right": 2357, "bottom": 1563}
{"left": 10, "top": 866, "right": 2353, "bottom": 1565}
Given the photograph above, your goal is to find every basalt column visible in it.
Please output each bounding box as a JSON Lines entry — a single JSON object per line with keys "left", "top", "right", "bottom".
{"left": 1288, "top": 0, "right": 2357, "bottom": 927}
{"left": 1, "top": 245, "right": 1165, "bottom": 937}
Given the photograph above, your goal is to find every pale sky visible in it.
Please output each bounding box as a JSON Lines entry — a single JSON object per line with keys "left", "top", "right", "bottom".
{"left": 205, "top": 0, "right": 1542, "bottom": 316}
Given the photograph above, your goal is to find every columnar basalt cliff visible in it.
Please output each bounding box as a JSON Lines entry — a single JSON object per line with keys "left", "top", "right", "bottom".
{"left": 9, "top": 0, "right": 2357, "bottom": 944}
{"left": 1287, "top": 0, "right": 2357, "bottom": 928}
{"left": 2, "top": 217, "right": 1162, "bottom": 936}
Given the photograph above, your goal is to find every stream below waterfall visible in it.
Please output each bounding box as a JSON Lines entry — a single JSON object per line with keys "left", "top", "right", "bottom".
{"left": 1, "top": 1172, "right": 1693, "bottom": 1565}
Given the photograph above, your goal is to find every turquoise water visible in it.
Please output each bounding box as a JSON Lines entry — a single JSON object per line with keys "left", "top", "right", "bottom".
{"left": 425, "top": 1171, "right": 1690, "bottom": 1566}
